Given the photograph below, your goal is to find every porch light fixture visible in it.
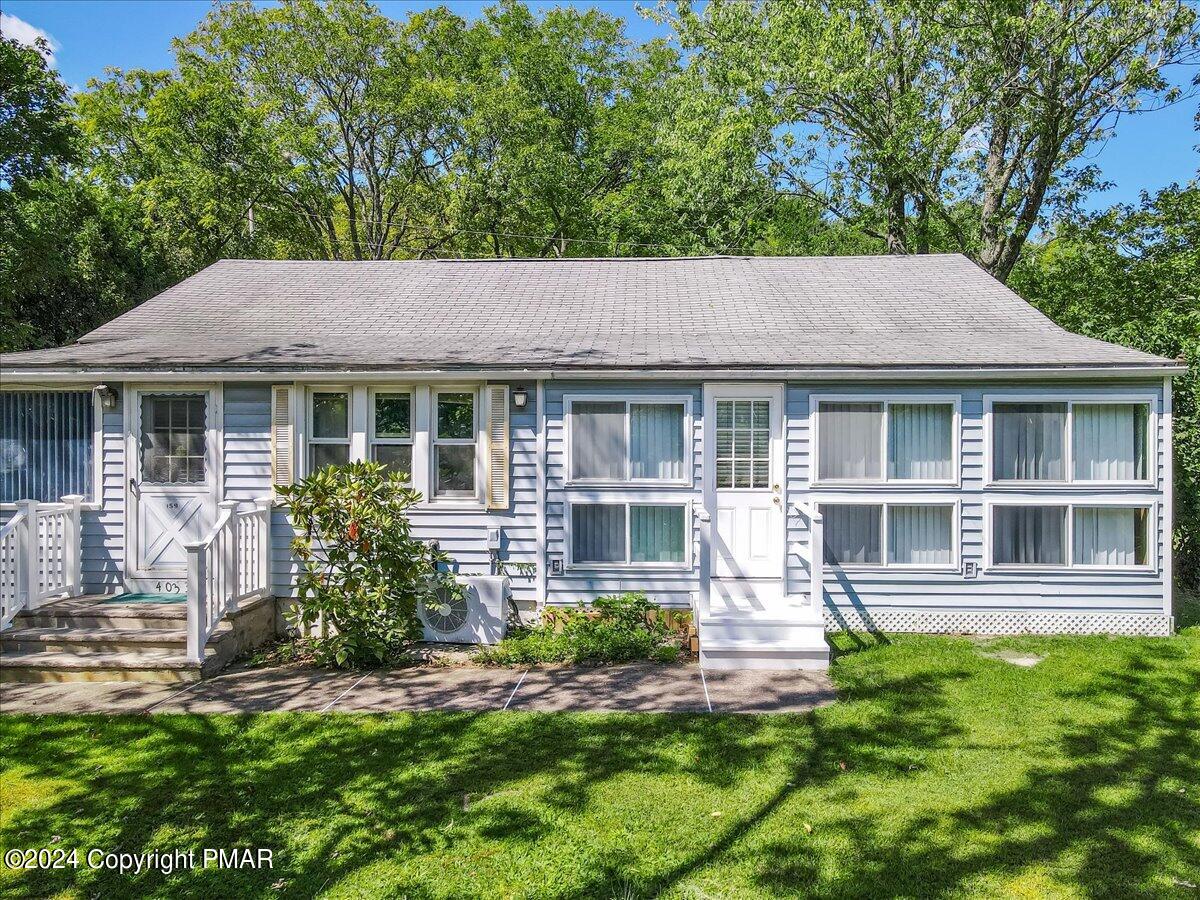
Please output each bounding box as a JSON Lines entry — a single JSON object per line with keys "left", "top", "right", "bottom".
{"left": 512, "top": 387, "right": 528, "bottom": 409}
{"left": 95, "top": 384, "right": 118, "bottom": 410}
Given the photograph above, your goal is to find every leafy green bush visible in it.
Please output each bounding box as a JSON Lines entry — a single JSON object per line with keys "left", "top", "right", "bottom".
{"left": 477, "top": 592, "right": 685, "bottom": 666}
{"left": 277, "top": 461, "right": 463, "bottom": 668}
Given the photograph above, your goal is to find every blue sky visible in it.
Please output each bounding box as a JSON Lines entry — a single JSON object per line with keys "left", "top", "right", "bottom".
{"left": 4, "top": 0, "right": 1197, "bottom": 209}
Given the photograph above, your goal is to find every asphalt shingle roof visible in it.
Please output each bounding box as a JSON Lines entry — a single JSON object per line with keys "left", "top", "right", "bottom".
{"left": 0, "top": 255, "right": 1172, "bottom": 371}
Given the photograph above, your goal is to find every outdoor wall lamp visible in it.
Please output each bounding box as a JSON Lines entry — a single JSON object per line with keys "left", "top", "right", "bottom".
{"left": 95, "top": 384, "right": 118, "bottom": 410}
{"left": 512, "top": 387, "right": 529, "bottom": 409}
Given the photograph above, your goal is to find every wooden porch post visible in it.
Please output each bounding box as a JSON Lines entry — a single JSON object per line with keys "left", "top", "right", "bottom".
{"left": 16, "top": 500, "right": 38, "bottom": 611}
{"left": 255, "top": 498, "right": 272, "bottom": 598}
{"left": 61, "top": 495, "right": 84, "bottom": 597}
{"left": 185, "top": 542, "right": 205, "bottom": 665}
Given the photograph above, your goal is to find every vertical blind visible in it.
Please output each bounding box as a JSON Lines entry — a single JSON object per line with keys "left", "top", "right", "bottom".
{"left": 571, "top": 401, "right": 626, "bottom": 480}
{"left": 993, "top": 505, "right": 1067, "bottom": 566}
{"left": 818, "top": 403, "right": 883, "bottom": 480}
{"left": 630, "top": 403, "right": 685, "bottom": 480}
{"left": 889, "top": 404, "right": 953, "bottom": 479}
{"left": 572, "top": 503, "right": 626, "bottom": 563}
{"left": 889, "top": 505, "right": 953, "bottom": 565}
{"left": 992, "top": 403, "right": 1066, "bottom": 480}
{"left": 0, "top": 391, "right": 94, "bottom": 503}
{"left": 630, "top": 505, "right": 685, "bottom": 563}
{"left": 1073, "top": 403, "right": 1148, "bottom": 481}
{"left": 1074, "top": 507, "right": 1147, "bottom": 567}
{"left": 821, "top": 504, "right": 882, "bottom": 565}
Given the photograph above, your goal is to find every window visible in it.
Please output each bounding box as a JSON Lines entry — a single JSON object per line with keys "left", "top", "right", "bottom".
{"left": 1074, "top": 506, "right": 1149, "bottom": 568}
{"left": 821, "top": 502, "right": 956, "bottom": 568}
{"left": 816, "top": 399, "right": 955, "bottom": 483}
{"left": 434, "top": 391, "right": 476, "bottom": 498}
{"left": 1073, "top": 403, "right": 1148, "bottom": 482}
{"left": 570, "top": 502, "right": 688, "bottom": 566}
{"left": 568, "top": 397, "right": 688, "bottom": 483}
{"left": 992, "top": 505, "right": 1067, "bottom": 567}
{"left": 990, "top": 399, "right": 1152, "bottom": 484}
{"left": 1, "top": 391, "right": 95, "bottom": 503}
{"left": 715, "top": 399, "right": 769, "bottom": 488}
{"left": 141, "top": 394, "right": 207, "bottom": 484}
{"left": 371, "top": 391, "right": 412, "bottom": 480}
{"left": 309, "top": 391, "right": 350, "bottom": 471}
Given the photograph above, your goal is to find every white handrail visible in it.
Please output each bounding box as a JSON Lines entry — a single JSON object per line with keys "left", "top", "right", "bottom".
{"left": 185, "top": 497, "right": 273, "bottom": 665}
{"left": 789, "top": 501, "right": 824, "bottom": 617}
{"left": 0, "top": 495, "right": 84, "bottom": 629}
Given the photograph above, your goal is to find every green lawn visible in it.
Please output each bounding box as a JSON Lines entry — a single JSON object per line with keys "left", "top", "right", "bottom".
{"left": 2, "top": 603, "right": 1198, "bottom": 899}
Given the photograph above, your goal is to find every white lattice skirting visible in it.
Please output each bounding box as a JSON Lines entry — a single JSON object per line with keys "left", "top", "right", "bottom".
{"left": 823, "top": 607, "right": 1174, "bottom": 637}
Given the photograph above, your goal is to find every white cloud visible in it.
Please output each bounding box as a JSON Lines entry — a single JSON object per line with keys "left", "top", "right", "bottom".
{"left": 1, "top": 13, "right": 59, "bottom": 66}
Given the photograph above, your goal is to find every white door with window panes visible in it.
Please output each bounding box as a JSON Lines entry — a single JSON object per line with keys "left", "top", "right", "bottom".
{"left": 127, "top": 388, "right": 219, "bottom": 591}
{"left": 706, "top": 386, "right": 784, "bottom": 580}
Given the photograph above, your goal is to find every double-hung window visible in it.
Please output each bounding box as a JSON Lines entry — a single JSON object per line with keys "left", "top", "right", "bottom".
{"left": 821, "top": 502, "right": 957, "bottom": 569}
{"left": 570, "top": 501, "right": 689, "bottom": 567}
{"left": 434, "top": 390, "right": 477, "bottom": 498}
{"left": 1, "top": 390, "right": 98, "bottom": 504}
{"left": 990, "top": 399, "right": 1151, "bottom": 484}
{"left": 308, "top": 391, "right": 350, "bottom": 470}
{"left": 568, "top": 397, "right": 688, "bottom": 484}
{"left": 815, "top": 398, "right": 956, "bottom": 483}
{"left": 990, "top": 503, "right": 1151, "bottom": 570}
{"left": 370, "top": 390, "right": 412, "bottom": 481}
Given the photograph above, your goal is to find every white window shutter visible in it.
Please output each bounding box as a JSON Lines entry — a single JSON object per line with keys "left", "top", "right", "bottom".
{"left": 486, "top": 385, "right": 510, "bottom": 509}
{"left": 271, "top": 385, "right": 293, "bottom": 488}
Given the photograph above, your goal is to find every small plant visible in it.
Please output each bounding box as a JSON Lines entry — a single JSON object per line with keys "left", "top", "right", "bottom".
{"left": 477, "top": 591, "right": 687, "bottom": 666}
{"left": 277, "top": 460, "right": 464, "bottom": 668}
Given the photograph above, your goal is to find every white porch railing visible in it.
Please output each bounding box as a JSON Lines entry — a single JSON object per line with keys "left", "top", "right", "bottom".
{"left": 185, "top": 498, "right": 272, "bottom": 665}
{"left": 789, "top": 501, "right": 824, "bottom": 616}
{"left": 0, "top": 495, "right": 84, "bottom": 629}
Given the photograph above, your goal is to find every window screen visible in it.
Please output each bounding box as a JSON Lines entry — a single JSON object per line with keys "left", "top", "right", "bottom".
{"left": 818, "top": 402, "right": 883, "bottom": 481}
{"left": 821, "top": 504, "right": 883, "bottom": 566}
{"left": 992, "top": 403, "right": 1066, "bottom": 481}
{"left": 993, "top": 505, "right": 1067, "bottom": 566}
{"left": 140, "top": 394, "right": 207, "bottom": 484}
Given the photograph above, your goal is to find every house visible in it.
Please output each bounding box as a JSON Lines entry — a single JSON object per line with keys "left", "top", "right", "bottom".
{"left": 0, "top": 254, "right": 1182, "bottom": 679}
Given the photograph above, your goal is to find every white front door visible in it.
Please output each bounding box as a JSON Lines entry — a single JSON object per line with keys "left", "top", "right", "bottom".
{"left": 127, "top": 388, "right": 220, "bottom": 592}
{"left": 706, "top": 385, "right": 785, "bottom": 580}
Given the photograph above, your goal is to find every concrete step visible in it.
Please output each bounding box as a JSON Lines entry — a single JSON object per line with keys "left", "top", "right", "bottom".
{"left": 0, "top": 648, "right": 205, "bottom": 683}
{"left": 14, "top": 602, "right": 187, "bottom": 632}
{"left": 699, "top": 639, "right": 831, "bottom": 671}
{"left": 0, "top": 624, "right": 239, "bottom": 654}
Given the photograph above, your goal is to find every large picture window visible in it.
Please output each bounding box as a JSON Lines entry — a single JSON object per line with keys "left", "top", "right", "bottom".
{"left": 821, "top": 502, "right": 956, "bottom": 569}
{"left": 990, "top": 398, "right": 1152, "bottom": 484}
{"left": 815, "top": 398, "right": 955, "bottom": 483}
{"left": 1, "top": 391, "right": 96, "bottom": 504}
{"left": 568, "top": 397, "right": 688, "bottom": 484}
{"left": 570, "top": 502, "right": 688, "bottom": 567}
{"left": 990, "top": 503, "right": 1152, "bottom": 570}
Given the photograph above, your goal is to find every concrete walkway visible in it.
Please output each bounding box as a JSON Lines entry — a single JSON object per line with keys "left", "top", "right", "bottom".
{"left": 0, "top": 662, "right": 835, "bottom": 715}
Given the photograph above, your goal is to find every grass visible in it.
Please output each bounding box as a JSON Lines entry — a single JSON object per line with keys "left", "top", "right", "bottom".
{"left": 1, "top": 610, "right": 1197, "bottom": 898}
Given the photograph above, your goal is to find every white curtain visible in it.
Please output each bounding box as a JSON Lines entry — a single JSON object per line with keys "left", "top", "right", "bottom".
{"left": 889, "top": 505, "right": 953, "bottom": 565}
{"left": 571, "top": 401, "right": 626, "bottom": 480}
{"left": 630, "top": 505, "right": 685, "bottom": 563}
{"left": 889, "top": 404, "right": 953, "bottom": 480}
{"left": 993, "top": 403, "right": 1066, "bottom": 480}
{"left": 572, "top": 504, "right": 626, "bottom": 563}
{"left": 1074, "top": 404, "right": 1147, "bottom": 481}
{"left": 819, "top": 403, "right": 883, "bottom": 480}
{"left": 993, "top": 505, "right": 1066, "bottom": 565}
{"left": 1074, "top": 507, "right": 1145, "bottom": 566}
{"left": 821, "top": 504, "right": 882, "bottom": 565}
{"left": 630, "top": 403, "right": 685, "bottom": 480}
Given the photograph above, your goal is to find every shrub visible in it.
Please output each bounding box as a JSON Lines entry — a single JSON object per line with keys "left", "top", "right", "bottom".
{"left": 277, "top": 461, "right": 463, "bottom": 668}
{"left": 477, "top": 591, "right": 685, "bottom": 666}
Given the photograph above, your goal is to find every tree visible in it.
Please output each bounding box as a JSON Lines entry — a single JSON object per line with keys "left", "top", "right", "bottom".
{"left": 0, "top": 35, "right": 76, "bottom": 188}
{"left": 1011, "top": 179, "right": 1200, "bottom": 584}
{"left": 671, "top": 0, "right": 1199, "bottom": 278}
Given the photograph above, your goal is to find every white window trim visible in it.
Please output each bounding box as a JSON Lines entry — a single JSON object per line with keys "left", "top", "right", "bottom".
{"left": 983, "top": 393, "right": 1157, "bottom": 489}
{"left": 431, "top": 386, "right": 484, "bottom": 504}
{"left": 564, "top": 393, "right": 693, "bottom": 488}
{"left": 0, "top": 386, "right": 105, "bottom": 510}
{"left": 306, "top": 386, "right": 352, "bottom": 471}
{"left": 368, "top": 386, "right": 414, "bottom": 478}
{"left": 809, "top": 393, "right": 962, "bottom": 489}
{"left": 814, "top": 497, "right": 961, "bottom": 573}
{"left": 984, "top": 498, "right": 1158, "bottom": 574}
{"left": 565, "top": 496, "right": 694, "bottom": 571}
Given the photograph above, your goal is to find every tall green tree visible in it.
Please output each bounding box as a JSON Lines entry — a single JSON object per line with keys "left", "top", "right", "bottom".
{"left": 0, "top": 36, "right": 76, "bottom": 188}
